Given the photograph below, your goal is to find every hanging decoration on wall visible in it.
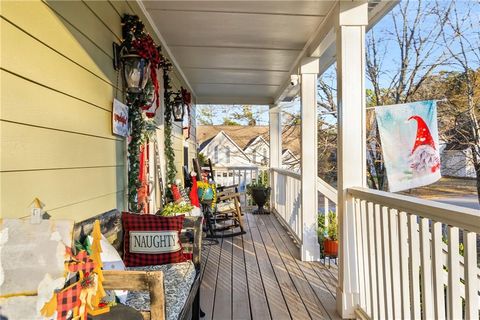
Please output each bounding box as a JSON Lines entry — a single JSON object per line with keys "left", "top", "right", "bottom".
{"left": 162, "top": 57, "right": 177, "bottom": 194}
{"left": 114, "top": 14, "right": 193, "bottom": 210}
{"left": 112, "top": 99, "right": 129, "bottom": 137}
{"left": 114, "top": 14, "right": 168, "bottom": 212}
{"left": 181, "top": 87, "right": 192, "bottom": 140}
{"left": 172, "top": 91, "right": 185, "bottom": 122}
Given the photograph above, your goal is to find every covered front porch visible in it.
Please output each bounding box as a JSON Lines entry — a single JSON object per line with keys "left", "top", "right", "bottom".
{"left": 2, "top": 0, "right": 478, "bottom": 319}
{"left": 200, "top": 210, "right": 339, "bottom": 320}
{"left": 143, "top": 0, "right": 479, "bottom": 318}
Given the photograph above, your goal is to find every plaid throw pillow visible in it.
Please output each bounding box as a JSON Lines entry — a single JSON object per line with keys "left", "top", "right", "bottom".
{"left": 122, "top": 213, "right": 186, "bottom": 267}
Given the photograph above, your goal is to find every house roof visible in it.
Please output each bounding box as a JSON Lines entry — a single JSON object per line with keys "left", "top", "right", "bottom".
{"left": 199, "top": 130, "right": 252, "bottom": 161}
{"left": 197, "top": 125, "right": 301, "bottom": 155}
{"left": 244, "top": 135, "right": 268, "bottom": 150}
{"left": 197, "top": 126, "right": 269, "bottom": 150}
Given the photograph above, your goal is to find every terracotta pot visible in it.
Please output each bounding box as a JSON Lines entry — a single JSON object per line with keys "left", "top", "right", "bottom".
{"left": 323, "top": 239, "right": 338, "bottom": 257}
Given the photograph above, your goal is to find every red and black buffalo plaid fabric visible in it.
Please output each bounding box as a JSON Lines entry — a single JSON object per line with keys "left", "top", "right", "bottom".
{"left": 56, "top": 282, "right": 82, "bottom": 320}
{"left": 122, "top": 212, "right": 186, "bottom": 267}
{"left": 66, "top": 250, "right": 96, "bottom": 273}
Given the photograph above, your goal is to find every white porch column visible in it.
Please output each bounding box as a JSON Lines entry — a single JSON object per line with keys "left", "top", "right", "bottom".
{"left": 269, "top": 105, "right": 282, "bottom": 169}
{"left": 269, "top": 105, "right": 282, "bottom": 209}
{"left": 336, "top": 1, "right": 368, "bottom": 318}
{"left": 300, "top": 58, "right": 320, "bottom": 261}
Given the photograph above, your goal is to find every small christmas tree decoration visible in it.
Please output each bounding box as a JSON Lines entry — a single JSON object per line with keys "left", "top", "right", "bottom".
{"left": 87, "top": 220, "right": 109, "bottom": 316}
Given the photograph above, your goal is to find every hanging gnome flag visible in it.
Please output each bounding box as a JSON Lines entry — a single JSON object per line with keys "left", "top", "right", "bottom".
{"left": 375, "top": 100, "right": 441, "bottom": 192}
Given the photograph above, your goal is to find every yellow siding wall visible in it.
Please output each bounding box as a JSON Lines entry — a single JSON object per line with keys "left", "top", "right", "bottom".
{"left": 0, "top": 0, "right": 196, "bottom": 219}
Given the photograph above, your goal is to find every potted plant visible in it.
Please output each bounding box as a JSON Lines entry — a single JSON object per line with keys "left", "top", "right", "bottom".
{"left": 246, "top": 172, "right": 270, "bottom": 214}
{"left": 322, "top": 211, "right": 338, "bottom": 257}
{"left": 158, "top": 202, "right": 194, "bottom": 216}
{"left": 197, "top": 180, "right": 217, "bottom": 209}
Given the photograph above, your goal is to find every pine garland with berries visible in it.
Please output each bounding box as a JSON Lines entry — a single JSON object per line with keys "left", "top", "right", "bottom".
{"left": 162, "top": 59, "right": 177, "bottom": 191}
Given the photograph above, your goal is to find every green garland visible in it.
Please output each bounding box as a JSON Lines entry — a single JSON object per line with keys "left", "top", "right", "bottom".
{"left": 121, "top": 14, "right": 184, "bottom": 209}
{"left": 162, "top": 60, "right": 177, "bottom": 192}
{"left": 127, "top": 93, "right": 146, "bottom": 212}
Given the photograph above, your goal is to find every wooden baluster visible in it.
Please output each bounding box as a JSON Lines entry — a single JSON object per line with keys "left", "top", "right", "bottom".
{"left": 408, "top": 214, "right": 421, "bottom": 320}
{"left": 367, "top": 201, "right": 378, "bottom": 319}
{"left": 464, "top": 230, "right": 478, "bottom": 320}
{"left": 398, "top": 211, "right": 411, "bottom": 319}
{"left": 381, "top": 206, "right": 393, "bottom": 319}
{"left": 374, "top": 204, "right": 386, "bottom": 319}
{"left": 354, "top": 198, "right": 366, "bottom": 310}
{"left": 447, "top": 226, "right": 461, "bottom": 319}
{"left": 432, "top": 221, "right": 445, "bottom": 320}
{"left": 420, "top": 217, "right": 434, "bottom": 319}
{"left": 360, "top": 200, "right": 371, "bottom": 316}
{"left": 389, "top": 209, "right": 402, "bottom": 319}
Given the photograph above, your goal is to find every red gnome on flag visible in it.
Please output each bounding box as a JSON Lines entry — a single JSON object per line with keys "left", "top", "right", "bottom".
{"left": 408, "top": 115, "right": 440, "bottom": 174}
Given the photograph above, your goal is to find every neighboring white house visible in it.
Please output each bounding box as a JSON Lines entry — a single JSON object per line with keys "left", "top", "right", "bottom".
{"left": 243, "top": 136, "right": 269, "bottom": 166}
{"left": 199, "top": 130, "right": 252, "bottom": 167}
{"left": 197, "top": 126, "right": 300, "bottom": 170}
{"left": 441, "top": 147, "right": 477, "bottom": 178}
{"left": 197, "top": 126, "right": 300, "bottom": 189}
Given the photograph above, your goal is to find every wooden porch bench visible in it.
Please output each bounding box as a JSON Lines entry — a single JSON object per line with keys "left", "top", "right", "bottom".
{"left": 75, "top": 210, "right": 203, "bottom": 320}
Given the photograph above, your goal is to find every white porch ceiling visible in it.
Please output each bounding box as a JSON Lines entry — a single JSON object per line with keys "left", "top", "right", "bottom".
{"left": 140, "top": 1, "right": 396, "bottom": 105}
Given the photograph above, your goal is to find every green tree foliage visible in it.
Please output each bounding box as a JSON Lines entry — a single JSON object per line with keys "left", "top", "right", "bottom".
{"left": 196, "top": 105, "right": 266, "bottom": 126}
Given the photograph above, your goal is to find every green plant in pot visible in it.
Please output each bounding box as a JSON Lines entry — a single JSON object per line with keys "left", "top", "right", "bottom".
{"left": 246, "top": 172, "right": 270, "bottom": 214}
{"left": 158, "top": 202, "right": 194, "bottom": 216}
{"left": 322, "top": 211, "right": 338, "bottom": 257}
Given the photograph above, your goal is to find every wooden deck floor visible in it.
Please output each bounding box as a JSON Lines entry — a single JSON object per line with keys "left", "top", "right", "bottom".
{"left": 200, "top": 211, "right": 341, "bottom": 320}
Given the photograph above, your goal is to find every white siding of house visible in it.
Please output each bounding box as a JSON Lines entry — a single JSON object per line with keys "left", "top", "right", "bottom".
{"left": 244, "top": 137, "right": 269, "bottom": 166}
{"left": 441, "top": 149, "right": 476, "bottom": 178}
{"left": 202, "top": 133, "right": 251, "bottom": 166}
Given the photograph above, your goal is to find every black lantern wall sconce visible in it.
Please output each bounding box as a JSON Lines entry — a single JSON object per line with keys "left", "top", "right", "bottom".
{"left": 113, "top": 15, "right": 157, "bottom": 95}
{"left": 172, "top": 91, "right": 185, "bottom": 122}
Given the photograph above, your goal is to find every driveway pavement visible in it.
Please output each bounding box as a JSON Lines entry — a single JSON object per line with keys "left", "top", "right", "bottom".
{"left": 432, "top": 195, "right": 480, "bottom": 211}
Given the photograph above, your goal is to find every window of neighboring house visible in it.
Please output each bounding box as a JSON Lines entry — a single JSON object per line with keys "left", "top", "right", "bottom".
{"left": 225, "top": 146, "right": 231, "bottom": 164}
{"left": 262, "top": 148, "right": 268, "bottom": 165}
{"left": 214, "top": 146, "right": 219, "bottom": 163}
{"left": 252, "top": 148, "right": 257, "bottom": 164}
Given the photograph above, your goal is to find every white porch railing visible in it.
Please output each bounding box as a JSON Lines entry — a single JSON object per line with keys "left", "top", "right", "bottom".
{"left": 270, "top": 168, "right": 338, "bottom": 244}
{"left": 348, "top": 187, "right": 480, "bottom": 320}
{"left": 212, "top": 165, "right": 267, "bottom": 205}
{"left": 270, "top": 168, "right": 479, "bottom": 319}
{"left": 271, "top": 168, "right": 303, "bottom": 243}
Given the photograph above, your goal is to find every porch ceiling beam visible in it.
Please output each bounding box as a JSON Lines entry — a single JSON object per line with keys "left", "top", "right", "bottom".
{"left": 169, "top": 44, "right": 303, "bottom": 52}
{"left": 146, "top": 8, "right": 327, "bottom": 18}
{"left": 183, "top": 66, "right": 291, "bottom": 73}
{"left": 193, "top": 82, "right": 280, "bottom": 87}
{"left": 196, "top": 96, "right": 274, "bottom": 105}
